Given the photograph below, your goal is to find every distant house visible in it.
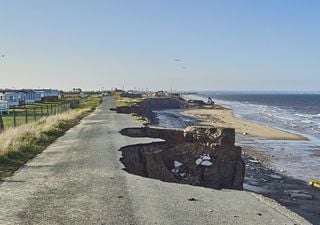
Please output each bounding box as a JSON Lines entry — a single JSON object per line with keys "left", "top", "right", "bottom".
{"left": 0, "top": 90, "right": 26, "bottom": 107}
{"left": 0, "top": 101, "right": 9, "bottom": 114}
{"left": 34, "top": 89, "right": 61, "bottom": 102}
{"left": 22, "top": 89, "right": 37, "bottom": 104}
{"left": 121, "top": 91, "right": 143, "bottom": 98}
{"left": 72, "top": 88, "right": 85, "bottom": 97}
{"left": 0, "top": 89, "right": 61, "bottom": 106}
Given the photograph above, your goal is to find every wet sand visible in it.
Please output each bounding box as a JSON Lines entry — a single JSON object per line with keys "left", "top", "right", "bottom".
{"left": 182, "top": 108, "right": 308, "bottom": 140}
{"left": 242, "top": 146, "right": 320, "bottom": 225}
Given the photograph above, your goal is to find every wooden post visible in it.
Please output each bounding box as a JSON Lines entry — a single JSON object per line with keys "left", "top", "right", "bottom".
{"left": 0, "top": 114, "right": 4, "bottom": 132}
{"left": 25, "top": 108, "right": 28, "bottom": 123}
{"left": 13, "top": 109, "right": 16, "bottom": 127}
{"left": 41, "top": 105, "right": 43, "bottom": 116}
{"left": 33, "top": 107, "right": 36, "bottom": 121}
{"left": 46, "top": 104, "right": 49, "bottom": 116}
{"left": 51, "top": 104, "right": 53, "bottom": 114}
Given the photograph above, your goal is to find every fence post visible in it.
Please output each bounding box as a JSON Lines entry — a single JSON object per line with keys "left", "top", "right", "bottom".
{"left": 0, "top": 114, "right": 4, "bottom": 132}
{"left": 51, "top": 104, "right": 53, "bottom": 115}
{"left": 13, "top": 109, "right": 16, "bottom": 127}
{"left": 25, "top": 108, "right": 28, "bottom": 123}
{"left": 46, "top": 105, "right": 49, "bottom": 116}
{"left": 41, "top": 105, "right": 43, "bottom": 116}
{"left": 33, "top": 107, "right": 36, "bottom": 121}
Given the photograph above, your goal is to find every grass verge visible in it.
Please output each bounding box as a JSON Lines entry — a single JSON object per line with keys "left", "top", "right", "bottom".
{"left": 0, "top": 96, "right": 102, "bottom": 180}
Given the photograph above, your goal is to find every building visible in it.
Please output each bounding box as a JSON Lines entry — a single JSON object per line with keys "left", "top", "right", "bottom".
{"left": 0, "top": 101, "right": 9, "bottom": 114}
{"left": 0, "top": 89, "right": 61, "bottom": 107}
{"left": 34, "top": 89, "right": 61, "bottom": 102}
{"left": 0, "top": 90, "right": 26, "bottom": 107}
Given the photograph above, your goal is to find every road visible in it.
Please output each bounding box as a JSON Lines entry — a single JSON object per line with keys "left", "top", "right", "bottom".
{"left": 0, "top": 97, "right": 310, "bottom": 225}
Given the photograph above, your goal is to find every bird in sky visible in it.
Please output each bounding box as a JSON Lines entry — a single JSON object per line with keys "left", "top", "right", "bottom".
{"left": 174, "top": 58, "right": 181, "bottom": 61}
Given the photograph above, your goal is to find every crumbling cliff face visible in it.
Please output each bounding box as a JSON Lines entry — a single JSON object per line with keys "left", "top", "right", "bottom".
{"left": 120, "top": 126, "right": 245, "bottom": 190}
{"left": 116, "top": 97, "right": 186, "bottom": 124}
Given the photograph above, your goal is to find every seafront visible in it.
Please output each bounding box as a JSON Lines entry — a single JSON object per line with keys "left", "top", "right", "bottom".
{"left": 173, "top": 95, "right": 319, "bottom": 224}
{"left": 0, "top": 97, "right": 311, "bottom": 225}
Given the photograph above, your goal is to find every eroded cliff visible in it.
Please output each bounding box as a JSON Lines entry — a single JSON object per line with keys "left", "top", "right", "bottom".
{"left": 119, "top": 126, "right": 245, "bottom": 190}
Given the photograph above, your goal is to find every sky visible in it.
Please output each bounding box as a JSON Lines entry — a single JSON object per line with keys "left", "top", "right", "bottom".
{"left": 0, "top": 0, "right": 320, "bottom": 91}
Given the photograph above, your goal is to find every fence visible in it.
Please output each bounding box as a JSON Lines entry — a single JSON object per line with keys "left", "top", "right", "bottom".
{"left": 0, "top": 99, "right": 81, "bottom": 131}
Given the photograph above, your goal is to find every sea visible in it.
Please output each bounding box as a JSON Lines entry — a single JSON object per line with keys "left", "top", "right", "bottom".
{"left": 155, "top": 92, "right": 320, "bottom": 182}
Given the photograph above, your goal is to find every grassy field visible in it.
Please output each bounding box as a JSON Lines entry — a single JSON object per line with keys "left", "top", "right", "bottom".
{"left": 0, "top": 98, "right": 88, "bottom": 129}
{"left": 0, "top": 95, "right": 102, "bottom": 180}
{"left": 113, "top": 93, "right": 144, "bottom": 107}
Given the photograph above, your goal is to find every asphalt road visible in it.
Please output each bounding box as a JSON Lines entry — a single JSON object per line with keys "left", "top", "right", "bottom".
{"left": 0, "top": 97, "right": 310, "bottom": 225}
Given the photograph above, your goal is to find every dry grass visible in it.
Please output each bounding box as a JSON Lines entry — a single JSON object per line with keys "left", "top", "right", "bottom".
{"left": 0, "top": 96, "right": 101, "bottom": 180}
{"left": 0, "top": 109, "right": 89, "bottom": 156}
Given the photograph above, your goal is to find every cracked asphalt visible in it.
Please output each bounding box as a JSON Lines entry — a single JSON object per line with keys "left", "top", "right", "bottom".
{"left": 0, "top": 97, "right": 310, "bottom": 225}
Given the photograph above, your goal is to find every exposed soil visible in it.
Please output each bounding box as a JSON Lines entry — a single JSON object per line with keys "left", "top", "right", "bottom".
{"left": 119, "top": 126, "right": 245, "bottom": 190}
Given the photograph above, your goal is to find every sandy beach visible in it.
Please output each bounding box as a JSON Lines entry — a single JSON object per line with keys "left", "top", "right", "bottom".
{"left": 182, "top": 108, "right": 308, "bottom": 140}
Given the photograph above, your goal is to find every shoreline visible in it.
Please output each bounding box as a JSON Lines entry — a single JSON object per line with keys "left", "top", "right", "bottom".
{"left": 172, "top": 103, "right": 319, "bottom": 224}
{"left": 115, "top": 94, "right": 319, "bottom": 224}
{"left": 242, "top": 145, "right": 320, "bottom": 225}
{"left": 181, "top": 107, "right": 308, "bottom": 141}
{"left": 153, "top": 107, "right": 319, "bottom": 224}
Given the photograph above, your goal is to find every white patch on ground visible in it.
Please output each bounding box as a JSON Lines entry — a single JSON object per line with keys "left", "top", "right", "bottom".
{"left": 200, "top": 161, "right": 213, "bottom": 166}
{"left": 269, "top": 174, "right": 282, "bottom": 179}
{"left": 174, "top": 160, "right": 183, "bottom": 168}
{"left": 171, "top": 169, "right": 179, "bottom": 173}
{"left": 195, "top": 158, "right": 203, "bottom": 165}
{"left": 195, "top": 154, "right": 213, "bottom": 167}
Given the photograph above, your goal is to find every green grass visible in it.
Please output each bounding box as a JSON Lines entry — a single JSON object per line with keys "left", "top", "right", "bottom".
{"left": 0, "top": 95, "right": 102, "bottom": 180}
{"left": 113, "top": 94, "right": 144, "bottom": 107}
{"left": 0, "top": 97, "right": 98, "bottom": 129}
{"left": 112, "top": 94, "right": 150, "bottom": 125}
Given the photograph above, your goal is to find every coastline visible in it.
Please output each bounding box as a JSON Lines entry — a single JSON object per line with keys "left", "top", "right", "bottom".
{"left": 115, "top": 94, "right": 319, "bottom": 224}
{"left": 154, "top": 104, "right": 319, "bottom": 224}
{"left": 181, "top": 107, "right": 308, "bottom": 141}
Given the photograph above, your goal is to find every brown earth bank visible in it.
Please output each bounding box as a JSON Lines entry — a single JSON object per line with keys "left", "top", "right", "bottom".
{"left": 119, "top": 126, "right": 245, "bottom": 190}
{"left": 116, "top": 97, "right": 187, "bottom": 124}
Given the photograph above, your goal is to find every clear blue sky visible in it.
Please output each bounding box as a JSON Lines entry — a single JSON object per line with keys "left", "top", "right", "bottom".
{"left": 0, "top": 0, "right": 319, "bottom": 91}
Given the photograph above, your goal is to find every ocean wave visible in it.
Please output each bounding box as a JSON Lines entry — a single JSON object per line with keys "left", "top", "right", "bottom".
{"left": 295, "top": 113, "right": 320, "bottom": 119}
{"left": 301, "top": 119, "right": 312, "bottom": 124}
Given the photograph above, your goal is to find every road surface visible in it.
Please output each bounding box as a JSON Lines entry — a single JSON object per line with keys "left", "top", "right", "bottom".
{"left": 0, "top": 97, "right": 310, "bottom": 225}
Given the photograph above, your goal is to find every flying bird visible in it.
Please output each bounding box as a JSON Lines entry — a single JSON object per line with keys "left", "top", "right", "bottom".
{"left": 174, "top": 58, "right": 181, "bottom": 61}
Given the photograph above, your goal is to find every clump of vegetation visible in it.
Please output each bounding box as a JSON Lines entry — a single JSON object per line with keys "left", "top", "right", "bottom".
{"left": 113, "top": 93, "right": 143, "bottom": 107}
{"left": 0, "top": 96, "right": 101, "bottom": 180}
